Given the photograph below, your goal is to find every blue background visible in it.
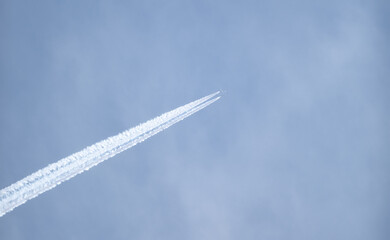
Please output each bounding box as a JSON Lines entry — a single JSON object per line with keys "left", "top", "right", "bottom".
{"left": 0, "top": 1, "right": 389, "bottom": 239}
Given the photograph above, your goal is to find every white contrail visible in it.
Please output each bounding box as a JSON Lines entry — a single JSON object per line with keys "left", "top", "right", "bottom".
{"left": 0, "top": 91, "right": 220, "bottom": 217}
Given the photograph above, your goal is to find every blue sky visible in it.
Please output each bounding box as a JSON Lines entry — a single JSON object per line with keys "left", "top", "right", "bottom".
{"left": 0, "top": 1, "right": 389, "bottom": 239}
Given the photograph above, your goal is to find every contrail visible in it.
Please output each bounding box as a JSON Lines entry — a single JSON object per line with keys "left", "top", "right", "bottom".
{"left": 0, "top": 91, "right": 220, "bottom": 217}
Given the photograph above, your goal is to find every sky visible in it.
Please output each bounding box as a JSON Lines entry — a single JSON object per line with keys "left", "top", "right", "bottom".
{"left": 0, "top": 0, "right": 389, "bottom": 239}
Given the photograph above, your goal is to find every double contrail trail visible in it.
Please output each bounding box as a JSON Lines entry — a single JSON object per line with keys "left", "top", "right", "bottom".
{"left": 0, "top": 91, "right": 220, "bottom": 217}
